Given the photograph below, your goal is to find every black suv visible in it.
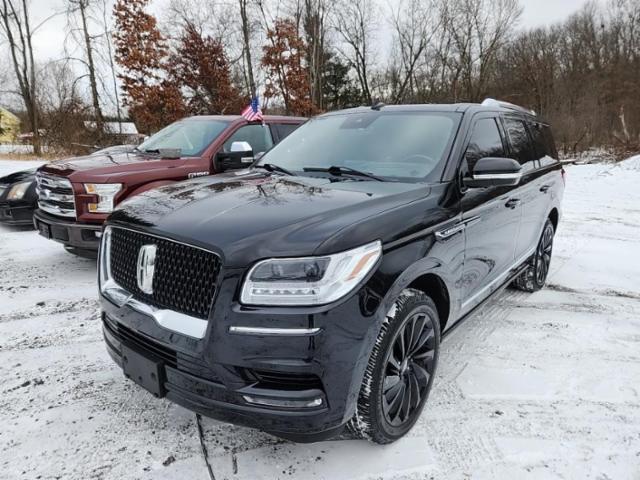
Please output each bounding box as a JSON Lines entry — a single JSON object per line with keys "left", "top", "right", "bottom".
{"left": 99, "top": 100, "right": 564, "bottom": 444}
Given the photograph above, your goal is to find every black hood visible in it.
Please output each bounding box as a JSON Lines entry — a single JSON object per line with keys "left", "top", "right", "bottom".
{"left": 0, "top": 169, "right": 37, "bottom": 202}
{"left": 0, "top": 168, "right": 36, "bottom": 187}
{"left": 109, "top": 171, "right": 432, "bottom": 267}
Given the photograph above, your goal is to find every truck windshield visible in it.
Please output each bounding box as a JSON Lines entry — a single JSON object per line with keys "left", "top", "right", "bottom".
{"left": 138, "top": 119, "right": 229, "bottom": 157}
{"left": 257, "top": 111, "right": 460, "bottom": 182}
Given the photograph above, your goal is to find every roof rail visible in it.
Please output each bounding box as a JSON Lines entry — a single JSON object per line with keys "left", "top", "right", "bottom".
{"left": 481, "top": 98, "right": 536, "bottom": 116}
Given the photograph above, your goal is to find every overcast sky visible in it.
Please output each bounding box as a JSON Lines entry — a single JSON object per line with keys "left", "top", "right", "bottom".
{"left": 21, "top": 0, "right": 604, "bottom": 64}
{"left": 0, "top": 0, "right": 605, "bottom": 112}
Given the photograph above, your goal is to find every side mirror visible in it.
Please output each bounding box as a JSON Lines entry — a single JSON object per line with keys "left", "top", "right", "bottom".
{"left": 230, "top": 141, "right": 252, "bottom": 153}
{"left": 158, "top": 148, "right": 181, "bottom": 159}
{"left": 463, "top": 157, "right": 522, "bottom": 188}
{"left": 213, "top": 141, "right": 254, "bottom": 172}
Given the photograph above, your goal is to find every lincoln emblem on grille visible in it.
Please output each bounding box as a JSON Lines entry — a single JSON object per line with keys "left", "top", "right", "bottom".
{"left": 136, "top": 244, "right": 157, "bottom": 294}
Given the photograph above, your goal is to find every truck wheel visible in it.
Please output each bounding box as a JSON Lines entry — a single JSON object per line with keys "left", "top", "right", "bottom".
{"left": 348, "top": 289, "right": 440, "bottom": 444}
{"left": 513, "top": 218, "right": 554, "bottom": 292}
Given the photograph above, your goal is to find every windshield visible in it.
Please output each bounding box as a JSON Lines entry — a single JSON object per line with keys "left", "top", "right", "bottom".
{"left": 138, "top": 119, "right": 229, "bottom": 157}
{"left": 257, "top": 111, "right": 460, "bottom": 181}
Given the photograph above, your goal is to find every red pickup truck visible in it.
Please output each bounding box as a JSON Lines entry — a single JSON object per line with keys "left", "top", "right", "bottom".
{"left": 33, "top": 115, "right": 305, "bottom": 256}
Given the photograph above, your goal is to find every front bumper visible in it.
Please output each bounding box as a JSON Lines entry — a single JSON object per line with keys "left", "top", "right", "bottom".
{"left": 100, "top": 272, "right": 384, "bottom": 442}
{"left": 0, "top": 201, "right": 35, "bottom": 226}
{"left": 33, "top": 209, "right": 102, "bottom": 251}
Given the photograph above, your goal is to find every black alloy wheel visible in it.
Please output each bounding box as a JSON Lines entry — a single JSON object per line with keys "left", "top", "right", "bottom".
{"left": 381, "top": 311, "right": 435, "bottom": 427}
{"left": 513, "top": 218, "right": 555, "bottom": 292}
{"left": 348, "top": 289, "right": 440, "bottom": 444}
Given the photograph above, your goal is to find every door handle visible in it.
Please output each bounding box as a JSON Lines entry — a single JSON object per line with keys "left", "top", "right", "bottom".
{"left": 540, "top": 184, "right": 551, "bottom": 193}
{"left": 505, "top": 198, "right": 521, "bottom": 209}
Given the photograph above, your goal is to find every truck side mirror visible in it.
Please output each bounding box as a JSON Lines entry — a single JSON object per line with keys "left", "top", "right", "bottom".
{"left": 463, "top": 157, "right": 522, "bottom": 188}
{"left": 213, "top": 141, "right": 254, "bottom": 172}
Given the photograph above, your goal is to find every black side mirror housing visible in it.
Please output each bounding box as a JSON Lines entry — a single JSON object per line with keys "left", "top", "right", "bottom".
{"left": 463, "top": 157, "right": 522, "bottom": 188}
{"left": 213, "top": 146, "right": 255, "bottom": 173}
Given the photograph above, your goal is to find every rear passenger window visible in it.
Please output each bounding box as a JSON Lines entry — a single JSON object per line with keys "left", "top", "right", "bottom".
{"left": 504, "top": 118, "right": 536, "bottom": 170}
{"left": 223, "top": 124, "right": 274, "bottom": 154}
{"left": 529, "top": 122, "right": 558, "bottom": 164}
{"left": 464, "top": 118, "right": 505, "bottom": 172}
{"left": 540, "top": 124, "right": 558, "bottom": 166}
{"left": 529, "top": 123, "right": 547, "bottom": 158}
{"left": 274, "top": 123, "right": 302, "bottom": 141}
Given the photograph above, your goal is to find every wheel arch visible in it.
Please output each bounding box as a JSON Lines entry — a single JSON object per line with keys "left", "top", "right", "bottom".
{"left": 406, "top": 273, "right": 451, "bottom": 333}
{"left": 548, "top": 207, "right": 559, "bottom": 232}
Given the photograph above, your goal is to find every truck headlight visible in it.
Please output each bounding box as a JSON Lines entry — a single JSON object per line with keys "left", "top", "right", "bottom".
{"left": 7, "top": 181, "right": 31, "bottom": 200}
{"left": 240, "top": 241, "right": 382, "bottom": 306}
{"left": 84, "top": 183, "right": 122, "bottom": 213}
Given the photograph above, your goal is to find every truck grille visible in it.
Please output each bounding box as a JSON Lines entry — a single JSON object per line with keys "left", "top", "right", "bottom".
{"left": 109, "top": 228, "right": 221, "bottom": 320}
{"left": 36, "top": 172, "right": 76, "bottom": 218}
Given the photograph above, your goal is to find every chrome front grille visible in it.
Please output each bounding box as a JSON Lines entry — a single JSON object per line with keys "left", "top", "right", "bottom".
{"left": 36, "top": 172, "right": 76, "bottom": 218}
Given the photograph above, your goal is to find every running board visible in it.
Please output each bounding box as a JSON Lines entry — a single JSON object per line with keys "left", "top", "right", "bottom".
{"left": 442, "top": 263, "right": 529, "bottom": 341}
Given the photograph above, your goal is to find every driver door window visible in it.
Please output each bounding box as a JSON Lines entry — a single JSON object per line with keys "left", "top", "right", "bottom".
{"left": 464, "top": 118, "right": 506, "bottom": 172}
{"left": 223, "top": 124, "right": 274, "bottom": 154}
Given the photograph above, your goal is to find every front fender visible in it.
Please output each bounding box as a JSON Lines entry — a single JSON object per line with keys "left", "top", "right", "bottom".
{"left": 370, "top": 230, "right": 464, "bottom": 342}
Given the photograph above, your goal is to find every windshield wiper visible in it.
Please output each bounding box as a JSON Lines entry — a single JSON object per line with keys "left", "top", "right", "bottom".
{"left": 303, "top": 165, "right": 385, "bottom": 182}
{"left": 254, "top": 163, "right": 295, "bottom": 176}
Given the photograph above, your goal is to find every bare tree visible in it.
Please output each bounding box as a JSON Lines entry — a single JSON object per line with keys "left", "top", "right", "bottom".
{"left": 389, "top": 0, "right": 440, "bottom": 103}
{"left": 239, "top": 0, "right": 257, "bottom": 97}
{"left": 331, "top": 0, "right": 377, "bottom": 104}
{"left": 99, "top": 0, "right": 121, "bottom": 127}
{"left": 441, "top": 0, "right": 522, "bottom": 102}
{"left": 67, "top": 0, "right": 104, "bottom": 129}
{"left": 302, "top": 0, "right": 331, "bottom": 110}
{"left": 0, "top": 0, "right": 41, "bottom": 153}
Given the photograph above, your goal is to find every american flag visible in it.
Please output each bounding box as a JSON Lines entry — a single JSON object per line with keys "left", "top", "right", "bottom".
{"left": 241, "top": 97, "right": 263, "bottom": 122}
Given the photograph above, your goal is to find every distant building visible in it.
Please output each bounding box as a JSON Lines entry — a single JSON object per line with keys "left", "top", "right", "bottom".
{"left": 83, "top": 121, "right": 145, "bottom": 144}
{"left": 0, "top": 107, "right": 21, "bottom": 144}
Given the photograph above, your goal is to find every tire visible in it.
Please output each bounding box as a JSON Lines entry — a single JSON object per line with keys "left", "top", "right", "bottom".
{"left": 513, "top": 218, "right": 555, "bottom": 292}
{"left": 348, "top": 288, "right": 440, "bottom": 444}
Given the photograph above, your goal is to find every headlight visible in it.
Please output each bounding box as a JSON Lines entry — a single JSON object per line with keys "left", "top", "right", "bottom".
{"left": 84, "top": 183, "right": 122, "bottom": 213}
{"left": 7, "top": 181, "right": 31, "bottom": 200}
{"left": 241, "top": 241, "right": 382, "bottom": 306}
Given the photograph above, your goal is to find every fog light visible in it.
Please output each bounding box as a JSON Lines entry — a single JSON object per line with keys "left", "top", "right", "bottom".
{"left": 242, "top": 395, "right": 323, "bottom": 409}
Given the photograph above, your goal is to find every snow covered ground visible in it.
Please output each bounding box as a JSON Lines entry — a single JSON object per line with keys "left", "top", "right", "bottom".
{"left": 0, "top": 145, "right": 34, "bottom": 155}
{"left": 0, "top": 158, "right": 639, "bottom": 480}
{"left": 0, "top": 160, "right": 45, "bottom": 177}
